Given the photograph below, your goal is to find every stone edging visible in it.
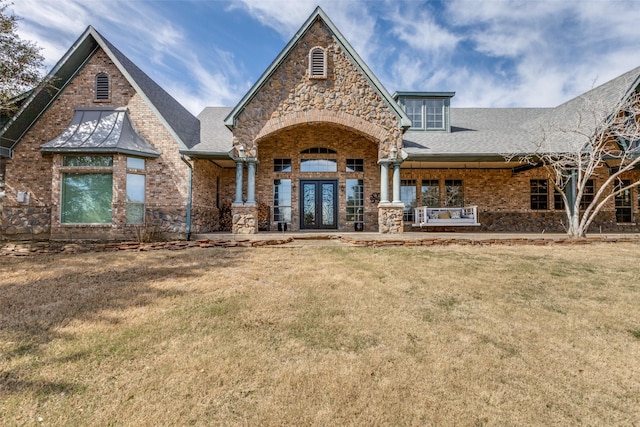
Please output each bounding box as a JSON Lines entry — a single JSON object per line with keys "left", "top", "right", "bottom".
{"left": 1, "top": 236, "right": 638, "bottom": 257}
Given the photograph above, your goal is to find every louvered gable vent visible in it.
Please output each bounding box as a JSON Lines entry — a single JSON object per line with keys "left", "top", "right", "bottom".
{"left": 95, "top": 73, "right": 110, "bottom": 100}
{"left": 309, "top": 47, "right": 327, "bottom": 79}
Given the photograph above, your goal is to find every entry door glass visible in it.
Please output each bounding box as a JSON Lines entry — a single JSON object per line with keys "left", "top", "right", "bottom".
{"left": 300, "top": 180, "right": 337, "bottom": 229}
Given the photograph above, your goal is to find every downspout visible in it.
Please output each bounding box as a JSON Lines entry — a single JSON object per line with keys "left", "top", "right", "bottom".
{"left": 180, "top": 154, "right": 193, "bottom": 241}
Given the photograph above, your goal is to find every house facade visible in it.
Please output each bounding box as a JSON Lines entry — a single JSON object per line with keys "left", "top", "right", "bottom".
{"left": 1, "top": 7, "right": 640, "bottom": 241}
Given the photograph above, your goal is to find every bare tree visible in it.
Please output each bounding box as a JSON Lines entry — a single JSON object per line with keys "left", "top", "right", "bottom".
{"left": 0, "top": 1, "right": 44, "bottom": 116}
{"left": 506, "top": 88, "right": 640, "bottom": 238}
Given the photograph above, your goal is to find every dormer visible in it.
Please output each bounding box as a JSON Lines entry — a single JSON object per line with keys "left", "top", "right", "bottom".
{"left": 394, "top": 92, "right": 455, "bottom": 132}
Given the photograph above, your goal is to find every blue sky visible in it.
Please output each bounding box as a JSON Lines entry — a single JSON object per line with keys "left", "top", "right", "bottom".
{"left": 10, "top": 0, "right": 640, "bottom": 115}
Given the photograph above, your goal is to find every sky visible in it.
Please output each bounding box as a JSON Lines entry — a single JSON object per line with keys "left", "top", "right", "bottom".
{"left": 9, "top": 0, "right": 640, "bottom": 115}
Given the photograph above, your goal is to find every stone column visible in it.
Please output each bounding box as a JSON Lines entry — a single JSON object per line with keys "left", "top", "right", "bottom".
{"left": 246, "top": 159, "right": 256, "bottom": 205}
{"left": 392, "top": 163, "right": 401, "bottom": 203}
{"left": 379, "top": 162, "right": 390, "bottom": 203}
{"left": 234, "top": 161, "right": 243, "bottom": 205}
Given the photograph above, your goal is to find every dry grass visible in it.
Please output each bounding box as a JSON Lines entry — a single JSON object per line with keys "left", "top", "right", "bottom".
{"left": 1, "top": 243, "right": 640, "bottom": 426}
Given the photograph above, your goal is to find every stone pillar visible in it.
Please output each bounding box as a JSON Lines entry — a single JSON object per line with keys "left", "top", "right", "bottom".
{"left": 379, "top": 162, "right": 390, "bottom": 203}
{"left": 377, "top": 158, "right": 404, "bottom": 234}
{"left": 246, "top": 159, "right": 256, "bottom": 205}
{"left": 234, "top": 161, "right": 244, "bottom": 204}
{"left": 232, "top": 204, "right": 258, "bottom": 234}
{"left": 378, "top": 203, "right": 404, "bottom": 234}
{"left": 392, "top": 163, "right": 401, "bottom": 203}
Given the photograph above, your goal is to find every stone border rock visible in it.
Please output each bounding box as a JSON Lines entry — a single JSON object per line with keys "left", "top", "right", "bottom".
{"left": 1, "top": 235, "right": 638, "bottom": 257}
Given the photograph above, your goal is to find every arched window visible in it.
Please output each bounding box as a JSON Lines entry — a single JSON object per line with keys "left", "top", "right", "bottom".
{"left": 309, "top": 47, "right": 327, "bottom": 79}
{"left": 300, "top": 147, "right": 336, "bottom": 154}
{"left": 95, "top": 73, "right": 110, "bottom": 100}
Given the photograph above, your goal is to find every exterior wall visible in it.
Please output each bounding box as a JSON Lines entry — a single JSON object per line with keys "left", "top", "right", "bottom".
{"left": 232, "top": 19, "right": 403, "bottom": 161}
{"left": 191, "top": 159, "right": 231, "bottom": 233}
{"left": 1, "top": 48, "right": 189, "bottom": 240}
{"left": 401, "top": 167, "right": 640, "bottom": 233}
{"left": 256, "top": 124, "right": 379, "bottom": 231}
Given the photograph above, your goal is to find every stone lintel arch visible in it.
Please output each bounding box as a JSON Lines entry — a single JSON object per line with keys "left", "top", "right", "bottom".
{"left": 254, "top": 109, "right": 392, "bottom": 153}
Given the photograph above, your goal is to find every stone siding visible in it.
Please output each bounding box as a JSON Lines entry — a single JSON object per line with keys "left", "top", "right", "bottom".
{"left": 232, "top": 20, "right": 403, "bottom": 161}
{"left": 378, "top": 204, "right": 404, "bottom": 233}
{"left": 2, "top": 48, "right": 191, "bottom": 241}
{"left": 232, "top": 204, "right": 258, "bottom": 234}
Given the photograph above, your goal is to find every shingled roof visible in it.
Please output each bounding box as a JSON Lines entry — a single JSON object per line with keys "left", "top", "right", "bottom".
{"left": 0, "top": 26, "right": 199, "bottom": 157}
{"left": 403, "top": 66, "right": 640, "bottom": 161}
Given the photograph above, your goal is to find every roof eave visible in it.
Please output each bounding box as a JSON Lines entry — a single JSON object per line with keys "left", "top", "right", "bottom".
{"left": 41, "top": 147, "right": 160, "bottom": 158}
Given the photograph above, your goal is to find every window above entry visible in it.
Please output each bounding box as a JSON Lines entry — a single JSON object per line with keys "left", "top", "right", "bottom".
{"left": 394, "top": 92, "right": 455, "bottom": 132}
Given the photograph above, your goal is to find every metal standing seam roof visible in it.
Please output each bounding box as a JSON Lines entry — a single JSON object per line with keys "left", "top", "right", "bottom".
{"left": 40, "top": 107, "right": 160, "bottom": 157}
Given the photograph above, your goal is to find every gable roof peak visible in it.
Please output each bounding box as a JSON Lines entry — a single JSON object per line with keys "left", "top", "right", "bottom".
{"left": 1, "top": 25, "right": 199, "bottom": 157}
{"left": 223, "top": 5, "right": 410, "bottom": 130}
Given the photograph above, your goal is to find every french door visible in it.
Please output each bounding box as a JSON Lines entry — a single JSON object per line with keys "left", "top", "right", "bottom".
{"left": 300, "top": 180, "right": 337, "bottom": 229}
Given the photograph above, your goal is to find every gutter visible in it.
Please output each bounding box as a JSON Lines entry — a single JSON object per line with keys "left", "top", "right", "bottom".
{"left": 180, "top": 154, "right": 194, "bottom": 241}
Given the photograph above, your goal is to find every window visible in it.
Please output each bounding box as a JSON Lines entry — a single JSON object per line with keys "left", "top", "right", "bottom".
{"left": 346, "top": 179, "right": 364, "bottom": 222}
{"left": 554, "top": 187, "right": 565, "bottom": 210}
{"left": 309, "top": 47, "right": 327, "bottom": 79}
{"left": 421, "top": 179, "right": 440, "bottom": 207}
{"left": 580, "top": 180, "right": 595, "bottom": 210}
{"left": 444, "top": 179, "right": 463, "bottom": 207}
{"left": 274, "top": 179, "right": 292, "bottom": 222}
{"left": 400, "top": 179, "right": 417, "bottom": 222}
{"left": 126, "top": 157, "right": 145, "bottom": 224}
{"left": 301, "top": 147, "right": 336, "bottom": 154}
{"left": 300, "top": 159, "right": 337, "bottom": 172}
{"left": 274, "top": 158, "right": 292, "bottom": 172}
{"left": 61, "top": 155, "right": 113, "bottom": 223}
{"left": 615, "top": 180, "right": 632, "bottom": 223}
{"left": 399, "top": 96, "right": 451, "bottom": 131}
{"left": 405, "top": 99, "right": 423, "bottom": 129}
{"left": 95, "top": 73, "right": 110, "bottom": 100}
{"left": 425, "top": 99, "right": 445, "bottom": 129}
{"left": 346, "top": 159, "right": 364, "bottom": 172}
{"left": 530, "top": 179, "right": 548, "bottom": 210}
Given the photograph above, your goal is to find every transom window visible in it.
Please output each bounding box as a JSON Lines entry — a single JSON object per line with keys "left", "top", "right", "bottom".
{"left": 346, "top": 159, "right": 364, "bottom": 172}
{"left": 300, "top": 159, "right": 337, "bottom": 172}
{"left": 274, "top": 158, "right": 292, "bottom": 172}
{"left": 95, "top": 73, "right": 110, "bottom": 101}
{"left": 309, "top": 47, "right": 327, "bottom": 79}
{"left": 301, "top": 147, "right": 336, "bottom": 154}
